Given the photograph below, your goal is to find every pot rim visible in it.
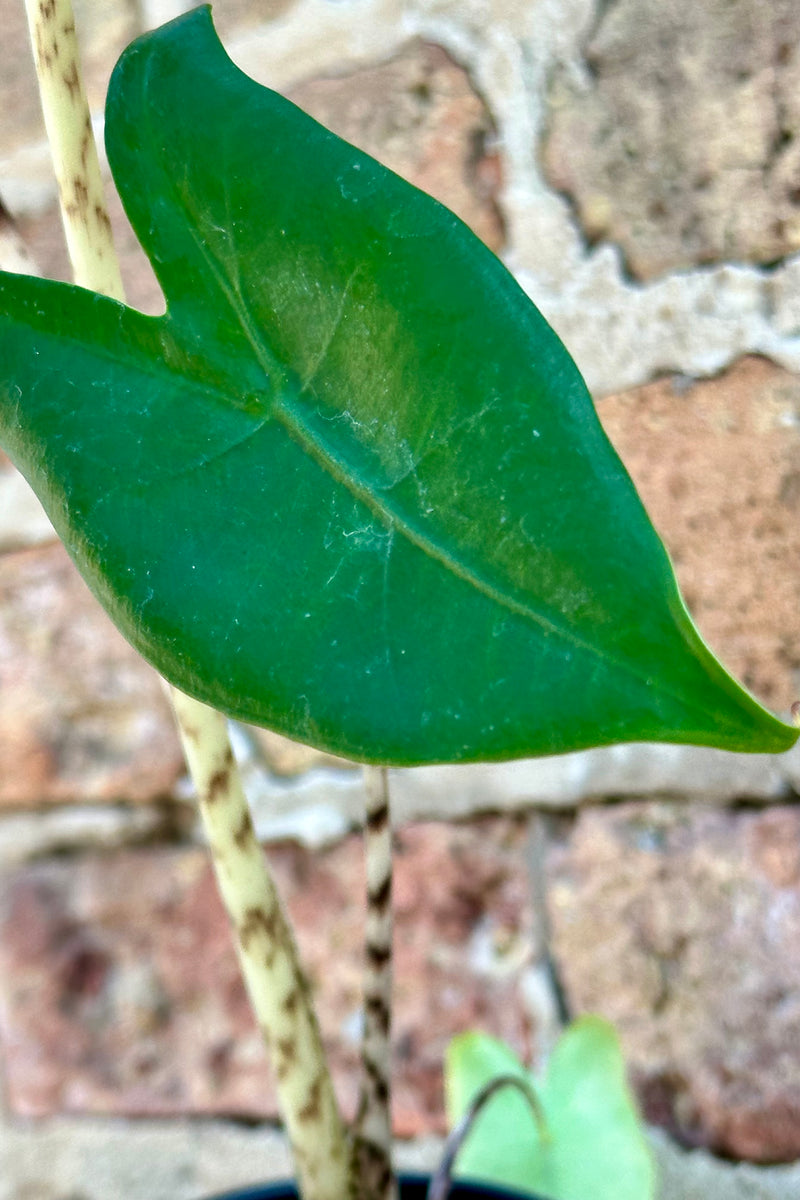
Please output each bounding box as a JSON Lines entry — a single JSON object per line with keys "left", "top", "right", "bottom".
{"left": 208, "top": 1171, "right": 545, "bottom": 1200}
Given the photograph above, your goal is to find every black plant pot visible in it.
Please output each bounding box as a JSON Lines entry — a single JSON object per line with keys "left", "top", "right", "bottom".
{"left": 210, "top": 1174, "right": 546, "bottom": 1200}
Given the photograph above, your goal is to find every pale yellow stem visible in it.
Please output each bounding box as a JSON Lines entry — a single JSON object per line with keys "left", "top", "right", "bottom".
{"left": 172, "top": 695, "right": 351, "bottom": 1200}
{"left": 21, "top": 4, "right": 351, "bottom": 1198}
{"left": 24, "top": 0, "right": 124, "bottom": 300}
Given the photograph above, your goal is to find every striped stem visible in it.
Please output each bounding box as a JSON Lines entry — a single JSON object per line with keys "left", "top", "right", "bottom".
{"left": 21, "top": 6, "right": 351, "bottom": 1199}
{"left": 172, "top": 695, "right": 351, "bottom": 1200}
{"left": 353, "top": 766, "right": 397, "bottom": 1200}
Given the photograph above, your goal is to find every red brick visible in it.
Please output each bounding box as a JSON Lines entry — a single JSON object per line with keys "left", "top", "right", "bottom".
{"left": 0, "top": 818, "right": 533, "bottom": 1134}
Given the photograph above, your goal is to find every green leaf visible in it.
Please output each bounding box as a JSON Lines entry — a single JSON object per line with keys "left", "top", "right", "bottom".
{"left": 0, "top": 7, "right": 794, "bottom": 763}
{"left": 445, "top": 1020, "right": 656, "bottom": 1200}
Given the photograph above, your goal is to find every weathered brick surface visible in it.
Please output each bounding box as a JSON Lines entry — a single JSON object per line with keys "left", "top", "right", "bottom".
{"left": 548, "top": 803, "right": 800, "bottom": 1162}
{"left": 1, "top": 10, "right": 799, "bottom": 1200}
{"left": 598, "top": 357, "right": 800, "bottom": 713}
{"left": 0, "top": 543, "right": 183, "bottom": 806}
{"left": 0, "top": 0, "right": 45, "bottom": 164}
{"left": 542, "top": 0, "right": 800, "bottom": 279}
{"left": 0, "top": 818, "right": 534, "bottom": 1134}
{"left": 287, "top": 41, "right": 504, "bottom": 254}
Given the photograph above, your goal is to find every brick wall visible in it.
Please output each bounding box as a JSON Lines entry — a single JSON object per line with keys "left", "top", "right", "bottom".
{"left": 1, "top": 0, "right": 799, "bottom": 1196}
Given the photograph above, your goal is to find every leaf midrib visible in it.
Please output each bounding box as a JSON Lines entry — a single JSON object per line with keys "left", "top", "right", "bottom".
{"left": 120, "top": 97, "right": 731, "bottom": 729}
{"left": 173, "top": 188, "right": 722, "bottom": 720}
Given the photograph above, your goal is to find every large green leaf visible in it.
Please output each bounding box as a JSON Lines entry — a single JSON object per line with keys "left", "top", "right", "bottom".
{"left": 0, "top": 7, "right": 794, "bottom": 763}
{"left": 445, "top": 1021, "right": 656, "bottom": 1200}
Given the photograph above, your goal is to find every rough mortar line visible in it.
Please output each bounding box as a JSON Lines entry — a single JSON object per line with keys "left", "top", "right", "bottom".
{"left": 186, "top": 740, "right": 800, "bottom": 852}
{"left": 227, "top": 0, "right": 800, "bottom": 391}
{"left": 7, "top": 0, "right": 795, "bottom": 391}
{"left": 522, "top": 250, "right": 800, "bottom": 396}
{"left": 226, "top": 0, "right": 409, "bottom": 92}
{"left": 4, "top": 1111, "right": 800, "bottom": 1200}
{"left": 225, "top": 0, "right": 589, "bottom": 274}
{"left": 648, "top": 1126, "right": 800, "bottom": 1199}
{"left": 0, "top": 1113, "right": 443, "bottom": 1200}
{"left": 490, "top": 0, "right": 800, "bottom": 388}
{"left": 380, "top": 4, "right": 585, "bottom": 275}
{"left": 0, "top": 803, "right": 184, "bottom": 867}
{"left": 225, "top": 0, "right": 547, "bottom": 88}
{"left": 483, "top": 0, "right": 611, "bottom": 281}
{"left": 480, "top": 0, "right": 800, "bottom": 388}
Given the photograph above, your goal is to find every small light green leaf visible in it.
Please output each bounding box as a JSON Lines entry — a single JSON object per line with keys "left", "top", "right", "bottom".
{"left": 445, "top": 1020, "right": 656, "bottom": 1200}
{"left": 0, "top": 7, "right": 795, "bottom": 763}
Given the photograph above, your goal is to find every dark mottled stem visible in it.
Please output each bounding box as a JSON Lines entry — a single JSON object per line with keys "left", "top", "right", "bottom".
{"left": 353, "top": 766, "right": 397, "bottom": 1200}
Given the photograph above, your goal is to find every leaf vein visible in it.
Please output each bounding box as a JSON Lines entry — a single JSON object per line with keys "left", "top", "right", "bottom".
{"left": 144, "top": 159, "right": 725, "bottom": 724}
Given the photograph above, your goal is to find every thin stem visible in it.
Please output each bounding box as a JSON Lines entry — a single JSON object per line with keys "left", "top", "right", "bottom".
{"left": 353, "top": 766, "right": 396, "bottom": 1200}
{"left": 172, "top": 695, "right": 351, "bottom": 1200}
{"left": 21, "top": 5, "right": 351, "bottom": 1198}
{"left": 23, "top": 0, "right": 124, "bottom": 301}
{"left": 427, "top": 1076, "right": 551, "bottom": 1200}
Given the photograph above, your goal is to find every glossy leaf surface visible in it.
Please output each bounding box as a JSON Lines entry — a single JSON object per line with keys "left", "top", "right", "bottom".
{"left": 445, "top": 1021, "right": 655, "bottom": 1200}
{"left": 0, "top": 7, "right": 794, "bottom": 763}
